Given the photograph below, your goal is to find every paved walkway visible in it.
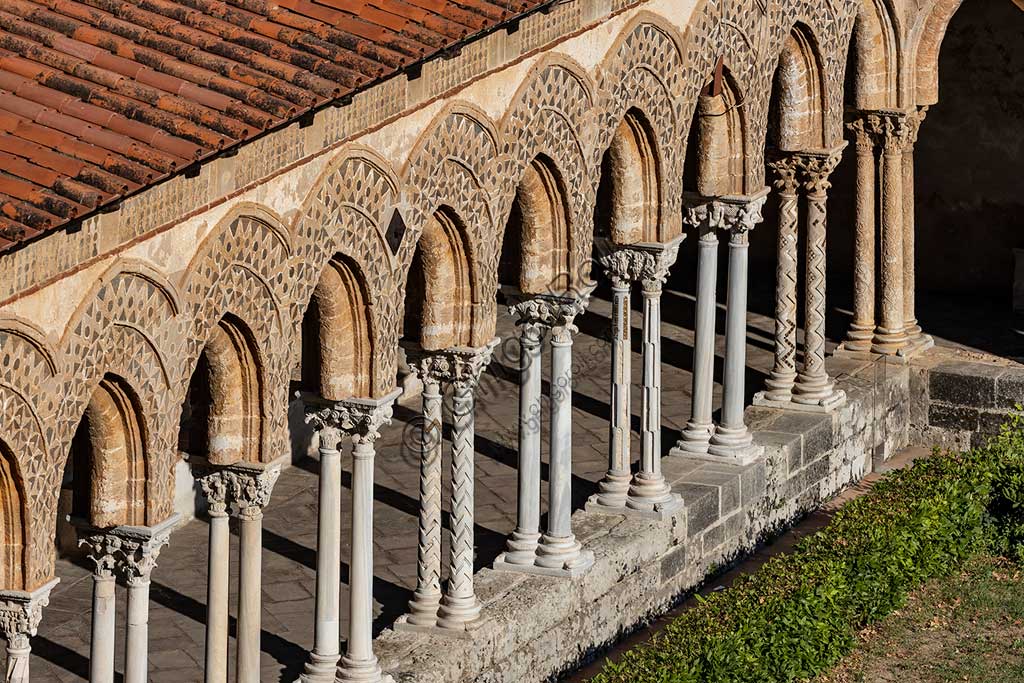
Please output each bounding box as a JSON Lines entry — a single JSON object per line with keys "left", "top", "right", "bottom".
{"left": 28, "top": 285, "right": 1000, "bottom": 682}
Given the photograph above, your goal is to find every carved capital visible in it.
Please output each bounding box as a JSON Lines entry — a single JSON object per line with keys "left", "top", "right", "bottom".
{"left": 230, "top": 464, "right": 281, "bottom": 521}
{"left": 0, "top": 579, "right": 57, "bottom": 643}
{"left": 600, "top": 249, "right": 647, "bottom": 289}
{"left": 305, "top": 389, "right": 400, "bottom": 446}
{"left": 196, "top": 469, "right": 232, "bottom": 517}
{"left": 794, "top": 144, "right": 847, "bottom": 197}
{"left": 112, "top": 519, "right": 175, "bottom": 586}
{"left": 848, "top": 109, "right": 916, "bottom": 154}
{"left": 406, "top": 339, "right": 499, "bottom": 391}
{"left": 767, "top": 155, "right": 800, "bottom": 195}
{"left": 683, "top": 188, "right": 769, "bottom": 235}
{"left": 79, "top": 533, "right": 122, "bottom": 580}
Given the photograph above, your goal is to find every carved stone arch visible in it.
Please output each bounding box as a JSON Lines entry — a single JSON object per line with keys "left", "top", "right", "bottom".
{"left": 179, "top": 266, "right": 287, "bottom": 465}
{"left": 401, "top": 106, "right": 498, "bottom": 344}
{"left": 765, "top": 21, "right": 829, "bottom": 152}
{"left": 289, "top": 148, "right": 401, "bottom": 396}
{"left": 594, "top": 16, "right": 687, "bottom": 243}
{"left": 912, "top": 0, "right": 964, "bottom": 106}
{"left": 498, "top": 57, "right": 595, "bottom": 281}
{"left": 0, "top": 437, "right": 26, "bottom": 591}
{"left": 846, "top": 0, "right": 903, "bottom": 109}
{"left": 0, "top": 385, "right": 53, "bottom": 589}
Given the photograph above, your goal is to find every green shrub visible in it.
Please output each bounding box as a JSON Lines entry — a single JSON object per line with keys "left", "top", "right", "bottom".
{"left": 590, "top": 412, "right": 1024, "bottom": 683}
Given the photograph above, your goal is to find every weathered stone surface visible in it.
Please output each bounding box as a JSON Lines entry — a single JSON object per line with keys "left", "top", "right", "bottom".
{"left": 929, "top": 361, "right": 1002, "bottom": 408}
{"left": 929, "top": 403, "right": 981, "bottom": 432}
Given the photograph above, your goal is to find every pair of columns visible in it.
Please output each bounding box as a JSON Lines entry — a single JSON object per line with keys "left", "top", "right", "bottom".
{"left": 495, "top": 286, "right": 596, "bottom": 575}
{"left": 587, "top": 241, "right": 684, "bottom": 519}
{"left": 300, "top": 390, "right": 401, "bottom": 683}
{"left": 840, "top": 107, "right": 932, "bottom": 358}
{"left": 671, "top": 191, "right": 769, "bottom": 466}
{"left": 755, "top": 146, "right": 847, "bottom": 412}
{"left": 195, "top": 462, "right": 280, "bottom": 683}
{"left": 398, "top": 340, "right": 498, "bottom": 633}
{"left": 0, "top": 579, "right": 58, "bottom": 683}
{"left": 77, "top": 514, "right": 179, "bottom": 683}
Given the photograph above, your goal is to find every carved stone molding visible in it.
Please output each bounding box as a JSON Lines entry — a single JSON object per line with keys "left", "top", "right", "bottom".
{"left": 75, "top": 515, "right": 179, "bottom": 585}
{"left": 230, "top": 464, "right": 282, "bottom": 521}
{"left": 683, "top": 188, "right": 770, "bottom": 235}
{"left": 846, "top": 109, "right": 917, "bottom": 153}
{"left": 304, "top": 388, "right": 402, "bottom": 445}
{"left": 0, "top": 578, "right": 58, "bottom": 644}
{"left": 405, "top": 339, "right": 500, "bottom": 391}
{"left": 601, "top": 237, "right": 683, "bottom": 294}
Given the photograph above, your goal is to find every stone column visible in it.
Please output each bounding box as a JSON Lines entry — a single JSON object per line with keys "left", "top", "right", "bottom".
{"left": 872, "top": 112, "right": 909, "bottom": 356}
{"left": 701, "top": 192, "right": 769, "bottom": 464}
{"left": 81, "top": 533, "right": 119, "bottom": 683}
{"left": 432, "top": 341, "right": 498, "bottom": 631}
{"left": 305, "top": 392, "right": 400, "bottom": 683}
{"left": 0, "top": 578, "right": 57, "bottom": 683}
{"left": 840, "top": 115, "right": 879, "bottom": 354}
{"left": 672, "top": 218, "right": 719, "bottom": 456}
{"left": 792, "top": 147, "right": 847, "bottom": 411}
{"left": 496, "top": 300, "right": 547, "bottom": 566}
{"left": 405, "top": 362, "right": 444, "bottom": 627}
{"left": 589, "top": 251, "right": 642, "bottom": 510}
{"left": 232, "top": 464, "right": 281, "bottom": 683}
{"left": 115, "top": 516, "right": 176, "bottom": 683}
{"left": 625, "top": 240, "right": 684, "bottom": 517}
{"left": 535, "top": 289, "right": 595, "bottom": 574}
{"left": 903, "top": 107, "right": 933, "bottom": 350}
{"left": 198, "top": 469, "right": 231, "bottom": 683}
{"left": 759, "top": 157, "right": 801, "bottom": 402}
{"left": 298, "top": 424, "right": 345, "bottom": 682}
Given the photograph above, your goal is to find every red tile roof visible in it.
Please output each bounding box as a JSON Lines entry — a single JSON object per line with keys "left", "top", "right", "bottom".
{"left": 0, "top": 0, "right": 549, "bottom": 251}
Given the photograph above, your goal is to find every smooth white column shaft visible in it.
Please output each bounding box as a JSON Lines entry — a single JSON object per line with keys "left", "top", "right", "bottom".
{"left": 205, "top": 512, "right": 230, "bottom": 683}
{"left": 547, "top": 331, "right": 573, "bottom": 538}
{"left": 305, "top": 441, "right": 342, "bottom": 679}
{"left": 124, "top": 579, "right": 151, "bottom": 683}
{"left": 720, "top": 232, "right": 750, "bottom": 430}
{"left": 89, "top": 574, "right": 116, "bottom": 683}
{"left": 236, "top": 513, "right": 263, "bottom": 683}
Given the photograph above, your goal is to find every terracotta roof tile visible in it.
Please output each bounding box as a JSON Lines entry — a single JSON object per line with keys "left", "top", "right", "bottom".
{"left": 0, "top": 0, "right": 552, "bottom": 251}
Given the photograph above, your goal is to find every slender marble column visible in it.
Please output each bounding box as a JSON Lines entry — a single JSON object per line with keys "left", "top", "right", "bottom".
{"left": 299, "top": 426, "right": 344, "bottom": 682}
{"left": 793, "top": 147, "right": 847, "bottom": 410}
{"left": 594, "top": 256, "right": 635, "bottom": 507}
{"left": 436, "top": 341, "right": 497, "bottom": 630}
{"left": 0, "top": 579, "right": 57, "bottom": 683}
{"left": 626, "top": 241, "right": 684, "bottom": 515}
{"left": 335, "top": 393, "right": 399, "bottom": 683}
{"left": 233, "top": 465, "right": 280, "bottom": 683}
{"left": 81, "top": 534, "right": 119, "bottom": 683}
{"left": 761, "top": 157, "right": 801, "bottom": 402}
{"left": 116, "top": 518, "right": 175, "bottom": 683}
{"left": 406, "top": 371, "right": 443, "bottom": 625}
{"left": 498, "top": 302, "right": 546, "bottom": 565}
{"left": 535, "top": 291, "right": 594, "bottom": 573}
{"left": 674, "top": 223, "right": 719, "bottom": 455}
{"left": 198, "top": 471, "right": 231, "bottom": 683}
{"left": 706, "top": 192, "right": 769, "bottom": 463}
{"left": 903, "top": 107, "right": 931, "bottom": 348}
{"left": 842, "top": 116, "right": 879, "bottom": 353}
{"left": 872, "top": 114, "right": 909, "bottom": 356}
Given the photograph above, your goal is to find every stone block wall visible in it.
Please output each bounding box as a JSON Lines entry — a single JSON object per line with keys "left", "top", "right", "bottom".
{"left": 919, "top": 358, "right": 1024, "bottom": 450}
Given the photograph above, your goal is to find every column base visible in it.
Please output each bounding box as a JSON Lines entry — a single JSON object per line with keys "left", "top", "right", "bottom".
{"left": 760, "top": 370, "right": 797, "bottom": 403}
{"left": 904, "top": 332, "right": 934, "bottom": 356}
{"left": 842, "top": 324, "right": 875, "bottom": 354}
{"left": 403, "top": 591, "right": 441, "bottom": 629}
{"left": 297, "top": 653, "right": 341, "bottom": 683}
{"left": 495, "top": 548, "right": 595, "bottom": 578}
{"left": 755, "top": 389, "right": 846, "bottom": 413}
{"left": 831, "top": 343, "right": 878, "bottom": 361}
{"left": 393, "top": 613, "right": 486, "bottom": 639}
{"left": 436, "top": 594, "right": 482, "bottom": 632}
{"left": 336, "top": 655, "right": 393, "bottom": 683}
{"left": 614, "top": 492, "right": 684, "bottom": 521}
{"left": 706, "top": 426, "right": 764, "bottom": 465}
{"left": 670, "top": 422, "right": 714, "bottom": 456}
{"left": 535, "top": 534, "right": 593, "bottom": 575}
{"left": 497, "top": 530, "right": 540, "bottom": 567}
{"left": 590, "top": 471, "right": 632, "bottom": 509}
{"left": 870, "top": 325, "right": 909, "bottom": 356}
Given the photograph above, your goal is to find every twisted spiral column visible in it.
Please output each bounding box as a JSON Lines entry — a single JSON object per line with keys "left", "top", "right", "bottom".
{"left": 762, "top": 158, "right": 800, "bottom": 402}
{"left": 407, "top": 376, "right": 444, "bottom": 625}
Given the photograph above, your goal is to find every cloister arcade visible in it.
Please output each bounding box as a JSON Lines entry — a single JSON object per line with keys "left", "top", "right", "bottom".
{"left": 0, "top": 0, "right": 1014, "bottom": 681}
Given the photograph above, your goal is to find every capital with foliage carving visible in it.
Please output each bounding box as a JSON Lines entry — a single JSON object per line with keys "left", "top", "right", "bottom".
{"left": 767, "top": 155, "right": 801, "bottom": 196}
{"left": 79, "top": 533, "right": 123, "bottom": 580}
{"left": 683, "top": 189, "right": 769, "bottom": 237}
{"left": 305, "top": 389, "right": 400, "bottom": 446}
{"left": 794, "top": 144, "right": 847, "bottom": 198}
{"left": 0, "top": 579, "right": 57, "bottom": 645}
{"left": 230, "top": 464, "right": 281, "bottom": 522}
{"left": 112, "top": 515, "right": 177, "bottom": 586}
{"left": 406, "top": 339, "right": 500, "bottom": 392}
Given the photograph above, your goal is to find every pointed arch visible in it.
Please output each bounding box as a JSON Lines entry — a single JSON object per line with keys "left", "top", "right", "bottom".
{"left": 846, "top": 0, "right": 901, "bottom": 110}
{"left": 913, "top": 0, "right": 965, "bottom": 106}
{"left": 500, "top": 154, "right": 573, "bottom": 294}
{"left": 180, "top": 315, "right": 264, "bottom": 466}
{"left": 684, "top": 63, "right": 747, "bottom": 197}
{"left": 0, "top": 439, "right": 26, "bottom": 590}
{"left": 595, "top": 109, "right": 662, "bottom": 245}
{"left": 301, "top": 255, "right": 373, "bottom": 401}
{"left": 68, "top": 374, "right": 148, "bottom": 528}
{"left": 403, "top": 208, "right": 474, "bottom": 351}
{"left": 769, "top": 23, "right": 827, "bottom": 151}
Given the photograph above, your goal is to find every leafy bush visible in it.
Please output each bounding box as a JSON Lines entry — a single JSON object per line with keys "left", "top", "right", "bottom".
{"left": 590, "top": 412, "right": 1024, "bottom": 683}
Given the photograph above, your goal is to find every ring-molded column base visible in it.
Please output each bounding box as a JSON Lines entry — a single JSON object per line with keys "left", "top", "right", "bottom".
{"left": 755, "top": 389, "right": 847, "bottom": 413}
{"left": 670, "top": 421, "right": 715, "bottom": 456}
{"left": 702, "top": 425, "right": 764, "bottom": 466}
{"left": 493, "top": 530, "right": 540, "bottom": 568}
{"left": 588, "top": 471, "right": 632, "bottom": 510}
{"left": 297, "top": 654, "right": 340, "bottom": 683}
{"left": 436, "top": 594, "right": 482, "bottom": 633}
{"left": 760, "top": 370, "right": 797, "bottom": 404}
{"left": 871, "top": 325, "right": 909, "bottom": 356}
{"left": 336, "top": 655, "right": 393, "bottom": 683}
